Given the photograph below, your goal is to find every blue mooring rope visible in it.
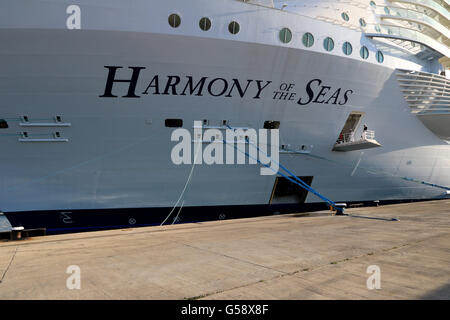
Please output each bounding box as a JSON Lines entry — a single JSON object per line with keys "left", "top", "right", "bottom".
{"left": 223, "top": 125, "right": 341, "bottom": 212}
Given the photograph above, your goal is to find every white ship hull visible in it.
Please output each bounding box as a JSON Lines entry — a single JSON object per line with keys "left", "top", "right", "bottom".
{"left": 0, "top": 0, "right": 449, "bottom": 232}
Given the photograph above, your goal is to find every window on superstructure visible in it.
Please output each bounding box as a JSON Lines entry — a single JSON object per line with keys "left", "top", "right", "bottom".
{"left": 341, "top": 12, "right": 349, "bottom": 22}
{"left": 302, "top": 32, "right": 314, "bottom": 47}
{"left": 228, "top": 21, "right": 240, "bottom": 35}
{"left": 168, "top": 14, "right": 181, "bottom": 28}
{"left": 375, "top": 25, "right": 381, "bottom": 32}
{"left": 323, "top": 37, "right": 334, "bottom": 52}
{"left": 370, "top": 1, "right": 376, "bottom": 8}
{"left": 199, "top": 17, "right": 212, "bottom": 31}
{"left": 279, "top": 28, "right": 292, "bottom": 44}
{"left": 384, "top": 7, "right": 390, "bottom": 15}
{"left": 359, "top": 18, "right": 367, "bottom": 27}
{"left": 342, "top": 42, "right": 352, "bottom": 55}
{"left": 376, "top": 50, "right": 384, "bottom": 63}
{"left": 360, "top": 46, "right": 369, "bottom": 59}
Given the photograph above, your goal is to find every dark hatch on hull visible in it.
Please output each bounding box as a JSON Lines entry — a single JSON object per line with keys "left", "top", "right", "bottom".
{"left": 270, "top": 176, "right": 314, "bottom": 205}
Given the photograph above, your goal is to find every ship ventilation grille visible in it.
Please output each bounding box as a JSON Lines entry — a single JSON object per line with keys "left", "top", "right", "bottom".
{"left": 396, "top": 69, "right": 450, "bottom": 114}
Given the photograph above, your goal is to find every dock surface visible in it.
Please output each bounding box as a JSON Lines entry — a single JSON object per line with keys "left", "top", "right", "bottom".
{"left": 0, "top": 200, "right": 449, "bottom": 299}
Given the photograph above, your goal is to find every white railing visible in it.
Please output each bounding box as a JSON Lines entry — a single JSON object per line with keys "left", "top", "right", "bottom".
{"left": 364, "top": 24, "right": 450, "bottom": 58}
{"left": 337, "top": 130, "right": 375, "bottom": 144}
{"left": 375, "top": 6, "right": 450, "bottom": 40}
{"left": 387, "top": 0, "right": 450, "bottom": 21}
{"left": 362, "top": 130, "right": 375, "bottom": 140}
{"left": 396, "top": 69, "right": 450, "bottom": 114}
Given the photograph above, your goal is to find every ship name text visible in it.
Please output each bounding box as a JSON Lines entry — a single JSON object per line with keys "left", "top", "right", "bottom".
{"left": 99, "top": 66, "right": 354, "bottom": 106}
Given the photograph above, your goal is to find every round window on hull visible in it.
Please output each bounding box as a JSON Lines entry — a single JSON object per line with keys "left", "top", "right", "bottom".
{"left": 342, "top": 42, "right": 353, "bottom": 55}
{"left": 376, "top": 50, "right": 384, "bottom": 63}
{"left": 360, "top": 46, "right": 369, "bottom": 59}
{"left": 302, "top": 32, "right": 314, "bottom": 47}
{"left": 323, "top": 37, "right": 334, "bottom": 52}
{"left": 199, "top": 17, "right": 211, "bottom": 31}
{"left": 359, "top": 18, "right": 367, "bottom": 27}
{"left": 341, "top": 12, "right": 350, "bottom": 21}
{"left": 228, "top": 21, "right": 240, "bottom": 34}
{"left": 279, "top": 28, "right": 292, "bottom": 43}
{"left": 168, "top": 13, "right": 181, "bottom": 28}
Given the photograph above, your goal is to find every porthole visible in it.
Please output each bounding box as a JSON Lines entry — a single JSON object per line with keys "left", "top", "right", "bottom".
{"left": 341, "top": 12, "right": 350, "bottom": 22}
{"left": 359, "top": 18, "right": 367, "bottom": 27}
{"left": 228, "top": 21, "right": 240, "bottom": 35}
{"left": 279, "top": 28, "right": 292, "bottom": 43}
{"left": 168, "top": 13, "right": 181, "bottom": 28}
{"left": 342, "top": 42, "right": 353, "bottom": 55}
{"left": 302, "top": 32, "right": 314, "bottom": 47}
{"left": 165, "top": 119, "right": 183, "bottom": 128}
{"left": 376, "top": 50, "right": 384, "bottom": 63}
{"left": 199, "top": 17, "right": 211, "bottom": 31}
{"left": 384, "top": 7, "right": 390, "bottom": 15}
{"left": 323, "top": 37, "right": 334, "bottom": 52}
{"left": 0, "top": 119, "right": 8, "bottom": 129}
{"left": 370, "top": 1, "right": 376, "bottom": 7}
{"left": 360, "top": 46, "right": 369, "bottom": 59}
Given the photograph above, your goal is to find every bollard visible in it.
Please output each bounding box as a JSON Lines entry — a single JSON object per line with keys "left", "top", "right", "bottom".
{"left": 335, "top": 203, "right": 347, "bottom": 216}
{"left": 11, "top": 226, "right": 25, "bottom": 241}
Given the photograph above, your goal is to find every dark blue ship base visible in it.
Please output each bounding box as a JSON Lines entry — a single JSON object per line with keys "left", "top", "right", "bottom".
{"left": 3, "top": 199, "right": 439, "bottom": 235}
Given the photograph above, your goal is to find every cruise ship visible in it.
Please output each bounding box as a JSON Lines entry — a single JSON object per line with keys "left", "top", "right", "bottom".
{"left": 0, "top": 0, "right": 449, "bottom": 234}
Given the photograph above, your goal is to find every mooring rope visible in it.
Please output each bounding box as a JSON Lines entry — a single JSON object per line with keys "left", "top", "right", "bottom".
{"left": 224, "top": 125, "right": 341, "bottom": 212}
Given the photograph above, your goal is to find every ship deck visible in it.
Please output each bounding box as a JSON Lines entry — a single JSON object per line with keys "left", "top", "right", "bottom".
{"left": 0, "top": 200, "right": 449, "bottom": 299}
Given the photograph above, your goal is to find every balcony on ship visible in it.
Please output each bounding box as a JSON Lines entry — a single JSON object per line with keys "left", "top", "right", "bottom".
{"left": 333, "top": 130, "right": 381, "bottom": 152}
{"left": 364, "top": 1, "right": 450, "bottom": 61}
{"left": 396, "top": 68, "right": 450, "bottom": 140}
{"left": 332, "top": 112, "right": 382, "bottom": 152}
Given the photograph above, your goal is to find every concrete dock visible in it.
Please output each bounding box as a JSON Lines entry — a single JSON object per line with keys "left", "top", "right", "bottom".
{"left": 0, "top": 200, "right": 449, "bottom": 299}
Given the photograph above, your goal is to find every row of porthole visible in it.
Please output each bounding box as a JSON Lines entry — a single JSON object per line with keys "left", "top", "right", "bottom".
{"left": 369, "top": 0, "right": 392, "bottom": 15}
{"left": 341, "top": 12, "right": 367, "bottom": 28}
{"left": 341, "top": 1, "right": 384, "bottom": 26}
{"left": 168, "top": 14, "right": 384, "bottom": 63}
{"left": 169, "top": 13, "right": 368, "bottom": 33}
{"left": 169, "top": 14, "right": 240, "bottom": 34}
{"left": 283, "top": 30, "right": 384, "bottom": 63}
